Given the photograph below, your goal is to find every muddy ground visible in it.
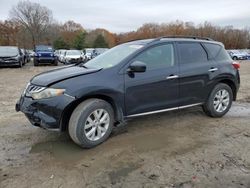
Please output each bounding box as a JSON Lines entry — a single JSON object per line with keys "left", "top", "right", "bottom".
{"left": 0, "top": 61, "right": 250, "bottom": 188}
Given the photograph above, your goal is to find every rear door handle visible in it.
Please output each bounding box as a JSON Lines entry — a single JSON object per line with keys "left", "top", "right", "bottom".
{"left": 208, "top": 68, "right": 218, "bottom": 72}
{"left": 166, "top": 75, "right": 179, "bottom": 80}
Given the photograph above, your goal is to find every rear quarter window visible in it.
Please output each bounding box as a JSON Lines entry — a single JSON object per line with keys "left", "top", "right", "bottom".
{"left": 203, "top": 43, "right": 232, "bottom": 61}
{"left": 178, "top": 42, "right": 208, "bottom": 64}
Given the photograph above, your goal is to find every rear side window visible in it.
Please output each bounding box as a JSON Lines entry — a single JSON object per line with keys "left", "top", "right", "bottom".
{"left": 203, "top": 43, "right": 232, "bottom": 61}
{"left": 178, "top": 42, "right": 208, "bottom": 64}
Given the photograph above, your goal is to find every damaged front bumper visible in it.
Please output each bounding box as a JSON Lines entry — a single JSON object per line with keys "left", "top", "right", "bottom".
{"left": 16, "top": 94, "right": 75, "bottom": 130}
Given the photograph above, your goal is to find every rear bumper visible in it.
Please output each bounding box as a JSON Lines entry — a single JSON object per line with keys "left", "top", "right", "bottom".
{"left": 16, "top": 94, "right": 75, "bottom": 130}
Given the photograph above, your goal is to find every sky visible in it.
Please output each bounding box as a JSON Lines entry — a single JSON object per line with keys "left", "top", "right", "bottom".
{"left": 0, "top": 0, "right": 249, "bottom": 33}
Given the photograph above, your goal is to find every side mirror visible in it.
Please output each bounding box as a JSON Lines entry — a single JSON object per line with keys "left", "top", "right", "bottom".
{"left": 128, "top": 61, "right": 146, "bottom": 73}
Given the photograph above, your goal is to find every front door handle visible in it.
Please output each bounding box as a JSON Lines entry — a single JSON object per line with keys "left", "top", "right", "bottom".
{"left": 166, "top": 75, "right": 179, "bottom": 80}
{"left": 208, "top": 67, "right": 218, "bottom": 72}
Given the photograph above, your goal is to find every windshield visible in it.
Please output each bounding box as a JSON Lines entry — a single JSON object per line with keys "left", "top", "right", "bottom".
{"left": 84, "top": 44, "right": 143, "bottom": 69}
{"left": 66, "top": 50, "right": 81, "bottom": 55}
{"left": 0, "top": 46, "right": 18, "bottom": 57}
{"left": 85, "top": 49, "right": 94, "bottom": 53}
{"left": 36, "top": 45, "right": 53, "bottom": 52}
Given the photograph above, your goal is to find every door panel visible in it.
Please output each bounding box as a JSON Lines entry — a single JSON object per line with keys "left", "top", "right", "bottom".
{"left": 124, "top": 43, "right": 179, "bottom": 116}
{"left": 177, "top": 42, "right": 218, "bottom": 106}
{"left": 178, "top": 61, "right": 217, "bottom": 106}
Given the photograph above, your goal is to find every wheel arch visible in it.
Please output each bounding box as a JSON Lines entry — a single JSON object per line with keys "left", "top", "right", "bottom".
{"left": 217, "top": 78, "right": 237, "bottom": 101}
{"left": 59, "top": 94, "right": 124, "bottom": 131}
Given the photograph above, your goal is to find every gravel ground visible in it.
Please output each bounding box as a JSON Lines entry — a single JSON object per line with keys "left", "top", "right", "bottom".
{"left": 0, "top": 61, "right": 250, "bottom": 188}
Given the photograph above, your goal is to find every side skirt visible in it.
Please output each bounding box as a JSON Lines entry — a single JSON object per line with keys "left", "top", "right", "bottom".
{"left": 126, "top": 103, "right": 203, "bottom": 118}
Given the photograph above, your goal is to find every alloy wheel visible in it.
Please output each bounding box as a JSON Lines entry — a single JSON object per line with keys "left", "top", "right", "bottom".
{"left": 213, "top": 89, "right": 230, "bottom": 113}
{"left": 84, "top": 109, "right": 110, "bottom": 141}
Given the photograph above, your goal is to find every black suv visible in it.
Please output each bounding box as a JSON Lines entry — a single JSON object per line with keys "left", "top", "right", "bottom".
{"left": 16, "top": 36, "right": 240, "bottom": 148}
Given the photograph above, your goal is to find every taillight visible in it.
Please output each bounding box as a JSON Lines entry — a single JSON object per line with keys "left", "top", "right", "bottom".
{"left": 232, "top": 61, "right": 240, "bottom": 69}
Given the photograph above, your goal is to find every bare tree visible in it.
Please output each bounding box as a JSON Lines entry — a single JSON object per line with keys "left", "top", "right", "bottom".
{"left": 9, "top": 0, "right": 53, "bottom": 48}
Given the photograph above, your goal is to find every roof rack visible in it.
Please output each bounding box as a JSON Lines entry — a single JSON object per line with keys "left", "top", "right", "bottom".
{"left": 150, "top": 35, "right": 214, "bottom": 43}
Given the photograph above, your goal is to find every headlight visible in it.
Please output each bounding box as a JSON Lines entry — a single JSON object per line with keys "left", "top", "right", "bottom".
{"left": 14, "top": 55, "right": 20, "bottom": 60}
{"left": 31, "top": 88, "right": 65, "bottom": 100}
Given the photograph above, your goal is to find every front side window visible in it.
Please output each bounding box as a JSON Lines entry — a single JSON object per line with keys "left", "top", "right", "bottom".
{"left": 133, "top": 43, "right": 175, "bottom": 70}
{"left": 178, "top": 42, "right": 208, "bottom": 64}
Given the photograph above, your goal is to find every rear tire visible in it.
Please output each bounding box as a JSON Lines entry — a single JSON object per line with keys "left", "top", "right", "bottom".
{"left": 232, "top": 56, "right": 237, "bottom": 60}
{"left": 68, "top": 99, "right": 114, "bottom": 148}
{"left": 203, "top": 83, "right": 233, "bottom": 117}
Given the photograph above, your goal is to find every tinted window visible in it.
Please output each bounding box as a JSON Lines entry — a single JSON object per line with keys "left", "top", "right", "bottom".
{"left": 216, "top": 49, "right": 232, "bottom": 61}
{"left": 203, "top": 43, "right": 221, "bottom": 58}
{"left": 203, "top": 43, "right": 231, "bottom": 61}
{"left": 133, "top": 44, "right": 174, "bottom": 70}
{"left": 178, "top": 43, "right": 208, "bottom": 64}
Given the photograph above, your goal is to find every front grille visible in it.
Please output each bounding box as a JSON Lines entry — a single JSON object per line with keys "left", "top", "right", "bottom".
{"left": 25, "top": 84, "right": 45, "bottom": 97}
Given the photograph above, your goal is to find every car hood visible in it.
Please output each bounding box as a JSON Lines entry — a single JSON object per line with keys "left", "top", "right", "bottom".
{"left": 31, "top": 65, "right": 101, "bottom": 86}
{"left": 0, "top": 55, "right": 18, "bottom": 58}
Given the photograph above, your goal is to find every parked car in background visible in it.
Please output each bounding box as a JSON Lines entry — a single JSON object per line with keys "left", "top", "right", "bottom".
{"left": 91, "top": 48, "right": 109, "bottom": 59}
{"left": 54, "top": 50, "right": 59, "bottom": 57}
{"left": 95, "top": 48, "right": 109, "bottom": 55}
{"left": 227, "top": 50, "right": 247, "bottom": 60}
{"left": 84, "top": 48, "right": 95, "bottom": 61}
{"left": 62, "top": 50, "right": 84, "bottom": 64}
{"left": 58, "top": 49, "right": 67, "bottom": 63}
{"left": 0, "top": 46, "right": 24, "bottom": 67}
{"left": 16, "top": 36, "right": 240, "bottom": 148}
{"left": 27, "top": 50, "right": 35, "bottom": 58}
{"left": 34, "top": 45, "right": 58, "bottom": 66}
{"left": 21, "top": 49, "right": 30, "bottom": 64}
{"left": 239, "top": 49, "right": 250, "bottom": 60}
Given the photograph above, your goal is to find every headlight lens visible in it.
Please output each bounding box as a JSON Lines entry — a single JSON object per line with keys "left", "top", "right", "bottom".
{"left": 31, "top": 88, "right": 65, "bottom": 100}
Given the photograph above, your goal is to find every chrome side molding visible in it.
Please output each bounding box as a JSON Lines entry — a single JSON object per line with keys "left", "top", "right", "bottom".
{"left": 126, "top": 103, "right": 203, "bottom": 118}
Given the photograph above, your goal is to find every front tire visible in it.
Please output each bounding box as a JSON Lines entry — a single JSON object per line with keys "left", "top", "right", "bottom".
{"left": 203, "top": 83, "right": 233, "bottom": 117}
{"left": 69, "top": 99, "right": 114, "bottom": 148}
